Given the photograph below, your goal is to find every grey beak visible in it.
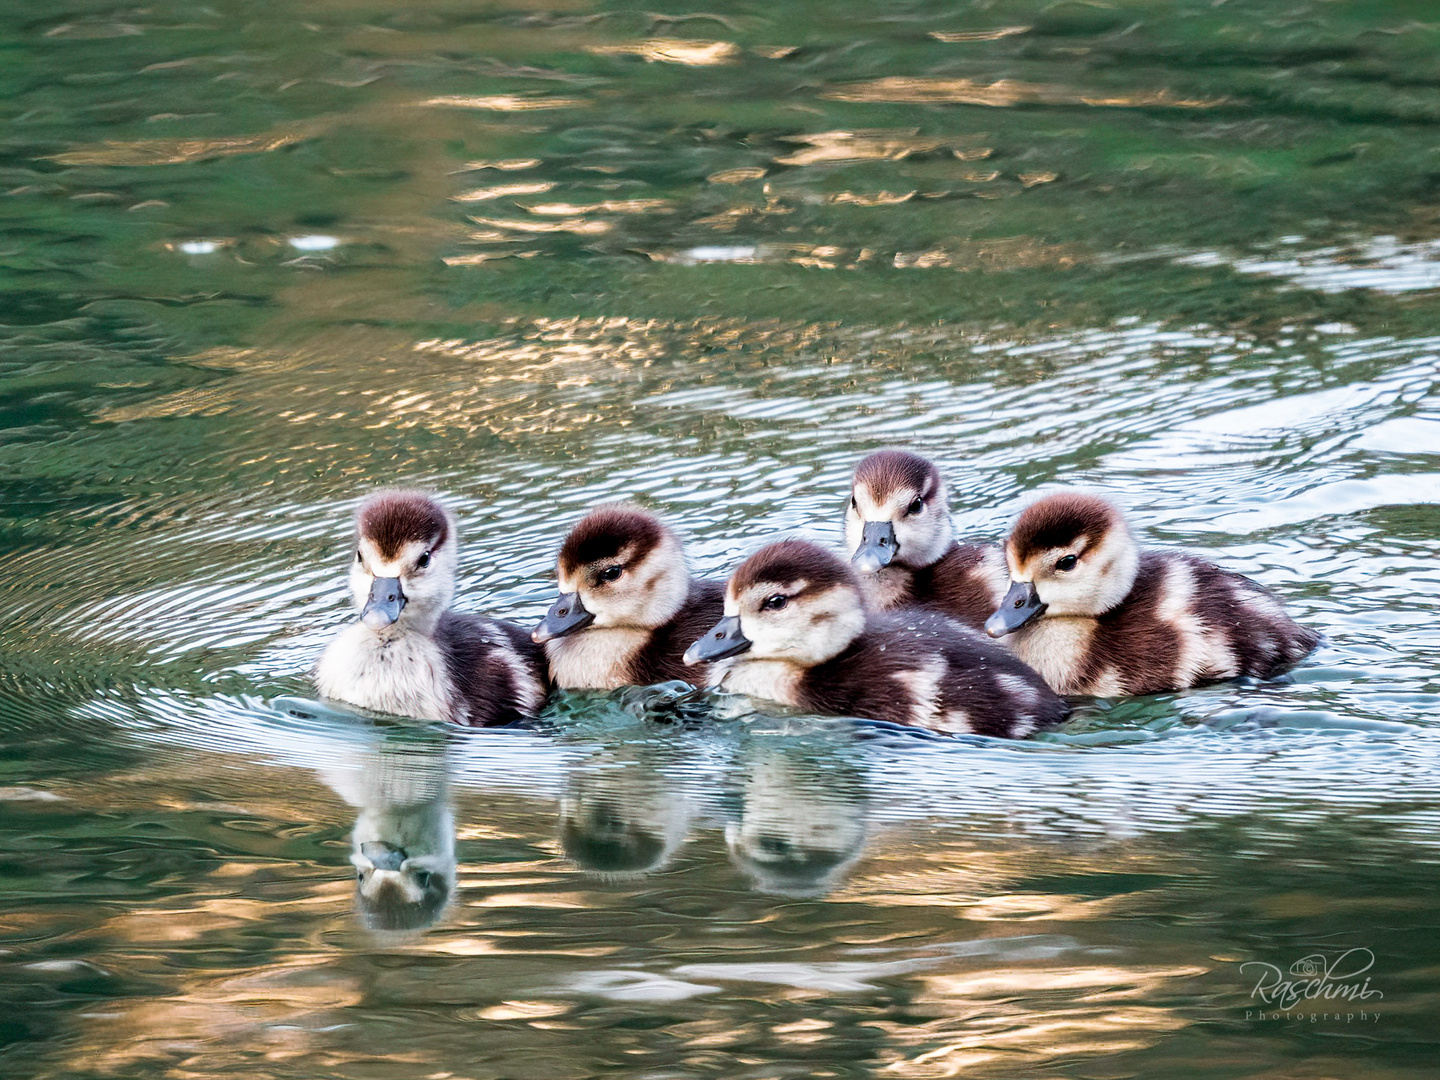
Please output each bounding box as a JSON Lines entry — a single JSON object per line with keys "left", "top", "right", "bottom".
{"left": 361, "top": 841, "right": 407, "bottom": 872}
{"left": 985, "top": 580, "right": 1047, "bottom": 637}
{"left": 533, "top": 591, "right": 595, "bottom": 643}
{"left": 852, "top": 521, "right": 897, "bottom": 573}
{"left": 684, "top": 615, "right": 752, "bottom": 665}
{"left": 361, "top": 577, "right": 406, "bottom": 630}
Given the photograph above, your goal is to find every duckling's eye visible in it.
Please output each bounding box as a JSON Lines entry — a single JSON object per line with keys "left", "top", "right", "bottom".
{"left": 1056, "top": 554, "right": 1079, "bottom": 572}
{"left": 907, "top": 497, "right": 925, "bottom": 515}
{"left": 416, "top": 551, "right": 431, "bottom": 569}
{"left": 762, "top": 594, "right": 788, "bottom": 611}
{"left": 355, "top": 549, "right": 362, "bottom": 563}
{"left": 600, "top": 564, "right": 623, "bottom": 583}
{"left": 850, "top": 496, "right": 858, "bottom": 511}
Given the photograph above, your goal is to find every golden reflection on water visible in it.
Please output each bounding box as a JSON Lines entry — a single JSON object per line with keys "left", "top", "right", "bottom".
{"left": 824, "top": 77, "right": 1228, "bottom": 109}
{"left": 773, "top": 130, "right": 979, "bottom": 166}
{"left": 34, "top": 766, "right": 1209, "bottom": 1080}
{"left": 454, "top": 158, "right": 543, "bottom": 173}
{"left": 929, "top": 27, "right": 1031, "bottom": 43}
{"left": 47, "top": 126, "right": 320, "bottom": 166}
{"left": 452, "top": 182, "right": 558, "bottom": 203}
{"left": 424, "top": 93, "right": 587, "bottom": 111}
{"left": 707, "top": 166, "right": 768, "bottom": 184}
{"left": 467, "top": 214, "right": 611, "bottom": 235}
{"left": 587, "top": 38, "right": 740, "bottom": 66}
{"left": 521, "top": 198, "right": 673, "bottom": 215}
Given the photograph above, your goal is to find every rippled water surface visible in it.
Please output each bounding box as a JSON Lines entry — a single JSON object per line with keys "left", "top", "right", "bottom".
{"left": 3, "top": 1, "right": 1440, "bottom": 1077}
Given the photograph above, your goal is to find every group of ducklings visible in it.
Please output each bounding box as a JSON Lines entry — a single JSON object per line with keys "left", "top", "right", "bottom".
{"left": 315, "top": 449, "right": 1319, "bottom": 738}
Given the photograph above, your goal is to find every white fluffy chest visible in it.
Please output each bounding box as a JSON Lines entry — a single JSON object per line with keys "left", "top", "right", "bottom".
{"left": 858, "top": 567, "right": 913, "bottom": 611}
{"left": 713, "top": 659, "right": 802, "bottom": 707}
{"left": 546, "top": 627, "right": 650, "bottom": 690}
{"left": 1007, "top": 618, "right": 1095, "bottom": 696}
{"left": 315, "top": 624, "right": 455, "bottom": 722}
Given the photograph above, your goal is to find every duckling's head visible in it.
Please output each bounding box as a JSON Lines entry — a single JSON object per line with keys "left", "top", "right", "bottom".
{"left": 845, "top": 450, "right": 954, "bottom": 574}
{"left": 986, "top": 492, "right": 1139, "bottom": 637}
{"left": 533, "top": 504, "right": 689, "bottom": 643}
{"left": 685, "top": 540, "right": 866, "bottom": 668}
{"left": 351, "top": 490, "right": 457, "bottom": 637}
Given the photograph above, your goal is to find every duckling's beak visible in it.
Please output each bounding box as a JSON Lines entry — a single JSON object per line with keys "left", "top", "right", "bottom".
{"left": 361, "top": 577, "right": 406, "bottom": 630}
{"left": 684, "top": 615, "right": 751, "bottom": 665}
{"left": 985, "top": 580, "right": 1047, "bottom": 637}
{"left": 360, "top": 841, "right": 407, "bottom": 872}
{"left": 533, "top": 592, "right": 595, "bottom": 643}
{"left": 852, "top": 521, "right": 897, "bottom": 573}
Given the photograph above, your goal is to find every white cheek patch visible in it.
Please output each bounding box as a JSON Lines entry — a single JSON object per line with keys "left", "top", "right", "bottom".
{"left": 740, "top": 583, "right": 864, "bottom": 666}
{"left": 580, "top": 537, "right": 688, "bottom": 629}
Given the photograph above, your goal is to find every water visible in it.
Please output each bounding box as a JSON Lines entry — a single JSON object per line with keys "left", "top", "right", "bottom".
{"left": 3, "top": 0, "right": 1440, "bottom": 1075}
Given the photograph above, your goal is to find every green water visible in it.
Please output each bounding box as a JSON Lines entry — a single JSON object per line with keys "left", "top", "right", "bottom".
{"left": 3, "top": 0, "right": 1440, "bottom": 1076}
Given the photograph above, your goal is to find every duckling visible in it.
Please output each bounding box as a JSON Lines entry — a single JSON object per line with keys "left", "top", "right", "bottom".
{"left": 314, "top": 490, "right": 548, "bottom": 725}
{"left": 984, "top": 491, "right": 1321, "bottom": 696}
{"left": 846, "top": 449, "right": 1008, "bottom": 630}
{"left": 533, "top": 504, "right": 724, "bottom": 690}
{"left": 684, "top": 539, "right": 1067, "bottom": 738}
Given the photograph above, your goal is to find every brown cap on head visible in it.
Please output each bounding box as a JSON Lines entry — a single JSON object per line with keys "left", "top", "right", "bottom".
{"left": 1008, "top": 492, "right": 1123, "bottom": 560}
{"left": 559, "top": 504, "right": 669, "bottom": 574}
{"left": 852, "top": 450, "right": 942, "bottom": 501}
{"left": 357, "top": 490, "right": 451, "bottom": 559}
{"left": 731, "top": 539, "right": 858, "bottom": 597}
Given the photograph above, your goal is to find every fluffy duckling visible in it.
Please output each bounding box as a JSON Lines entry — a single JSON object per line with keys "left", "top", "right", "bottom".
{"left": 684, "top": 540, "right": 1067, "bottom": 738}
{"left": 533, "top": 504, "right": 724, "bottom": 689}
{"left": 314, "top": 490, "right": 548, "bottom": 725}
{"left": 846, "top": 450, "right": 1008, "bottom": 630}
{"left": 985, "top": 492, "right": 1321, "bottom": 696}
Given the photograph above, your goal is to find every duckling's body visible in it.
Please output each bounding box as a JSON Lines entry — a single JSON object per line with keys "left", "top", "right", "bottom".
{"left": 314, "top": 490, "right": 548, "bottom": 726}
{"left": 534, "top": 505, "right": 724, "bottom": 690}
{"left": 986, "top": 492, "right": 1320, "bottom": 696}
{"left": 846, "top": 450, "right": 1007, "bottom": 629}
{"left": 686, "top": 540, "right": 1067, "bottom": 738}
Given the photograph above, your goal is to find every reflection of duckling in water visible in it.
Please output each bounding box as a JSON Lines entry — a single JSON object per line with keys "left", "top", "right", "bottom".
{"left": 558, "top": 748, "right": 693, "bottom": 880}
{"left": 317, "top": 724, "right": 456, "bottom": 932}
{"left": 726, "top": 747, "right": 868, "bottom": 898}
